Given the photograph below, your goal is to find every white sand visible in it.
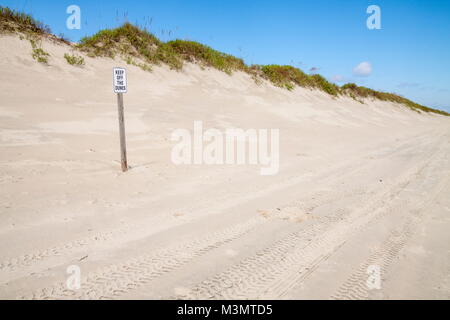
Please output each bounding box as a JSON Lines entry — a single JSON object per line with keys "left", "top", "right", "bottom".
{"left": 0, "top": 34, "right": 449, "bottom": 300}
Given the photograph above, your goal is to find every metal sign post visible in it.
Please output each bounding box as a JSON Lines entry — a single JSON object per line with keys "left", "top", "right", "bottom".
{"left": 113, "top": 68, "right": 128, "bottom": 172}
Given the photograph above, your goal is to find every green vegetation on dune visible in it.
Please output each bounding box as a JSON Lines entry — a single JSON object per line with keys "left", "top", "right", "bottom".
{"left": 29, "top": 38, "right": 50, "bottom": 64}
{"left": 31, "top": 46, "right": 49, "bottom": 64}
{"left": 341, "top": 83, "right": 449, "bottom": 116}
{"left": 78, "top": 23, "right": 159, "bottom": 58}
{"left": 259, "top": 65, "right": 340, "bottom": 96}
{"left": 260, "top": 65, "right": 315, "bottom": 90}
{"left": 310, "top": 74, "right": 340, "bottom": 96}
{"left": 0, "top": 6, "right": 50, "bottom": 34}
{"left": 77, "top": 23, "right": 247, "bottom": 74}
{"left": 166, "top": 39, "right": 247, "bottom": 74}
{"left": 64, "top": 53, "right": 85, "bottom": 66}
{"left": 1, "top": 6, "right": 448, "bottom": 116}
{"left": 78, "top": 23, "right": 182, "bottom": 70}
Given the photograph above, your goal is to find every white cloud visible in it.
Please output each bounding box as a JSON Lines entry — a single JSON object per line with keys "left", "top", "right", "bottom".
{"left": 353, "top": 62, "right": 372, "bottom": 77}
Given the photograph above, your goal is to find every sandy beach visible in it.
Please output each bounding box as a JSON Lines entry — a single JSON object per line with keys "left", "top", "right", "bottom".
{"left": 0, "top": 34, "right": 449, "bottom": 300}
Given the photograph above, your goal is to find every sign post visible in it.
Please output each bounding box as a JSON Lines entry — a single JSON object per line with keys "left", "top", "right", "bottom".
{"left": 113, "top": 67, "right": 128, "bottom": 172}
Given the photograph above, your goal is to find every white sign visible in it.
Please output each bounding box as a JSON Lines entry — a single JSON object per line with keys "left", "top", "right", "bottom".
{"left": 113, "top": 67, "right": 127, "bottom": 93}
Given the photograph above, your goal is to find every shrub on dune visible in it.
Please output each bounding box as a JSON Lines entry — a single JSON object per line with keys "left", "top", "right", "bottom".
{"left": 0, "top": 6, "right": 50, "bottom": 35}
{"left": 167, "top": 40, "right": 247, "bottom": 74}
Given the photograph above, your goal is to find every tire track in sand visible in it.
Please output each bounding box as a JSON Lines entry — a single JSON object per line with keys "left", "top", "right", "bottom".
{"left": 173, "top": 144, "right": 443, "bottom": 300}
{"left": 331, "top": 148, "right": 450, "bottom": 300}
{"left": 2, "top": 129, "right": 437, "bottom": 274}
{"left": 0, "top": 144, "right": 379, "bottom": 274}
{"left": 22, "top": 218, "right": 263, "bottom": 300}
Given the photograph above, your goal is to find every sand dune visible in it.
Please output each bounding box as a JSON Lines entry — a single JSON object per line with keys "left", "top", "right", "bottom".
{"left": 0, "top": 34, "right": 449, "bottom": 300}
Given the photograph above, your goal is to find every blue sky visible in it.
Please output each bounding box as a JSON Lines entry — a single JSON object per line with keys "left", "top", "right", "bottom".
{"left": 2, "top": 0, "right": 449, "bottom": 112}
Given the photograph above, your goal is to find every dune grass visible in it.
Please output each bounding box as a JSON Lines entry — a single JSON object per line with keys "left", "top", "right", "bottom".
{"left": 31, "top": 47, "right": 49, "bottom": 64}
{"left": 0, "top": 6, "right": 50, "bottom": 35}
{"left": 64, "top": 53, "right": 85, "bottom": 66}
{"left": 77, "top": 23, "right": 183, "bottom": 70}
{"left": 78, "top": 23, "right": 159, "bottom": 58}
{"left": 261, "top": 65, "right": 314, "bottom": 90}
{"left": 77, "top": 23, "right": 247, "bottom": 74}
{"left": 260, "top": 65, "right": 340, "bottom": 96}
{"left": 341, "top": 83, "right": 449, "bottom": 115}
{"left": 1, "top": 6, "right": 448, "bottom": 116}
{"left": 166, "top": 40, "right": 247, "bottom": 74}
{"left": 29, "top": 38, "right": 49, "bottom": 64}
{"left": 310, "top": 74, "right": 340, "bottom": 96}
